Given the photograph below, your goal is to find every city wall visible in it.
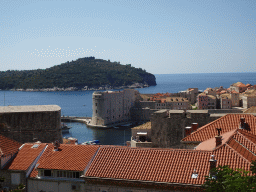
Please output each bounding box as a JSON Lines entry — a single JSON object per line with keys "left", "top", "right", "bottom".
{"left": 151, "top": 110, "right": 221, "bottom": 148}
{"left": 0, "top": 105, "right": 62, "bottom": 144}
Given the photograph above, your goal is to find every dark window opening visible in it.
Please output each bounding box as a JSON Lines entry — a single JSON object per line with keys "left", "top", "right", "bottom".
{"left": 44, "top": 170, "right": 51, "bottom": 176}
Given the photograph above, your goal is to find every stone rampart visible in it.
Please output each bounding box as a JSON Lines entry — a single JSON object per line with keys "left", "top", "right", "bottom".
{"left": 0, "top": 105, "right": 62, "bottom": 144}
{"left": 151, "top": 110, "right": 220, "bottom": 148}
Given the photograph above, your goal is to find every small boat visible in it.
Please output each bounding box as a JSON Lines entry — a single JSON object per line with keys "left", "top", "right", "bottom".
{"left": 81, "top": 140, "right": 100, "bottom": 145}
{"left": 61, "top": 123, "right": 72, "bottom": 133}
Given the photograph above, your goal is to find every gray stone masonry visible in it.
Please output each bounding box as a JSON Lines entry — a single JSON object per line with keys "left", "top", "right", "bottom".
{"left": 0, "top": 170, "right": 26, "bottom": 191}
{"left": 151, "top": 110, "right": 221, "bottom": 148}
{"left": 0, "top": 105, "right": 62, "bottom": 143}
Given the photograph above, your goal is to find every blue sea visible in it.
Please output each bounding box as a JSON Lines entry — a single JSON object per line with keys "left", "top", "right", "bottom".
{"left": 1, "top": 72, "right": 255, "bottom": 145}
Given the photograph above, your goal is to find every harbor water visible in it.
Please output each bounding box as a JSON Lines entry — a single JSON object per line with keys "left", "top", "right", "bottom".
{"left": 1, "top": 72, "right": 256, "bottom": 145}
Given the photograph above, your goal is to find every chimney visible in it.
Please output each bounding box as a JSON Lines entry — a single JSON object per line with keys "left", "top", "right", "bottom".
{"left": 215, "top": 128, "right": 222, "bottom": 147}
{"left": 215, "top": 135, "right": 222, "bottom": 147}
{"left": 53, "top": 140, "right": 60, "bottom": 151}
{"left": 126, "top": 141, "right": 131, "bottom": 147}
{"left": 69, "top": 139, "right": 76, "bottom": 145}
{"left": 191, "top": 123, "right": 198, "bottom": 132}
{"left": 240, "top": 117, "right": 245, "bottom": 129}
{"left": 185, "top": 126, "right": 192, "bottom": 137}
{"left": 209, "top": 155, "right": 217, "bottom": 176}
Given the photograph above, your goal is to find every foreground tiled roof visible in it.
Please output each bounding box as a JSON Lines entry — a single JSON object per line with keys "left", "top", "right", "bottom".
{"left": 4, "top": 143, "right": 47, "bottom": 170}
{"left": 85, "top": 146, "right": 211, "bottom": 185}
{"left": 0, "top": 134, "right": 22, "bottom": 156}
{"left": 30, "top": 144, "right": 99, "bottom": 177}
{"left": 182, "top": 114, "right": 256, "bottom": 142}
{"left": 196, "top": 129, "right": 256, "bottom": 163}
{"left": 84, "top": 145, "right": 253, "bottom": 186}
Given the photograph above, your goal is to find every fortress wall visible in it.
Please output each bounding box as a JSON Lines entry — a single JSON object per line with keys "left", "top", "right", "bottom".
{"left": 151, "top": 110, "right": 219, "bottom": 148}
{"left": 0, "top": 106, "right": 62, "bottom": 143}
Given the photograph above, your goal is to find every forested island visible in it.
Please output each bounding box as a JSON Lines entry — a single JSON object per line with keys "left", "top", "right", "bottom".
{"left": 0, "top": 57, "right": 156, "bottom": 91}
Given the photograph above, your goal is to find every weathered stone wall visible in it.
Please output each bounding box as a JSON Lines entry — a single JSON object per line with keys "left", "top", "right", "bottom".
{"left": 0, "top": 170, "right": 26, "bottom": 191}
{"left": 0, "top": 111, "right": 62, "bottom": 144}
{"left": 151, "top": 110, "right": 220, "bottom": 148}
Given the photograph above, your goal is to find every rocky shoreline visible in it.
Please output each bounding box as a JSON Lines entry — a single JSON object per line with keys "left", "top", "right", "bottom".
{"left": 5, "top": 82, "right": 151, "bottom": 92}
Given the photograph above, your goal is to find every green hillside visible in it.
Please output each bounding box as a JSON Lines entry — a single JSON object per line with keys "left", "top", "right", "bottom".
{"left": 0, "top": 57, "right": 156, "bottom": 90}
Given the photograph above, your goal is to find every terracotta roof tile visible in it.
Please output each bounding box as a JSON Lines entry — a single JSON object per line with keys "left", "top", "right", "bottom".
{"left": 84, "top": 144, "right": 254, "bottom": 186}
{"left": 4, "top": 143, "right": 47, "bottom": 170}
{"left": 0, "top": 134, "right": 22, "bottom": 156}
{"left": 30, "top": 144, "right": 99, "bottom": 177}
{"left": 85, "top": 146, "right": 212, "bottom": 185}
{"left": 182, "top": 114, "right": 256, "bottom": 142}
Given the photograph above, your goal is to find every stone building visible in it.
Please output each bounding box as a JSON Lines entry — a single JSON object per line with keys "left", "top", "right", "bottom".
{"left": 179, "top": 88, "right": 199, "bottom": 104}
{"left": 241, "top": 90, "right": 256, "bottom": 109}
{"left": 0, "top": 105, "right": 62, "bottom": 144}
{"left": 139, "top": 97, "right": 191, "bottom": 110}
{"left": 220, "top": 94, "right": 232, "bottom": 109}
{"left": 130, "top": 122, "right": 152, "bottom": 148}
{"left": 230, "top": 82, "right": 247, "bottom": 93}
{"left": 89, "top": 89, "right": 140, "bottom": 127}
{"left": 150, "top": 110, "right": 221, "bottom": 148}
{"left": 230, "top": 91, "right": 240, "bottom": 107}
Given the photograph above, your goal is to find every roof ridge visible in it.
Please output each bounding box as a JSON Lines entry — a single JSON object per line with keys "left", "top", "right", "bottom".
{"left": 225, "top": 143, "right": 251, "bottom": 164}
{"left": 182, "top": 115, "right": 228, "bottom": 141}
{"left": 0, "top": 134, "right": 22, "bottom": 145}
{"left": 225, "top": 129, "right": 239, "bottom": 145}
{"left": 234, "top": 132, "right": 256, "bottom": 156}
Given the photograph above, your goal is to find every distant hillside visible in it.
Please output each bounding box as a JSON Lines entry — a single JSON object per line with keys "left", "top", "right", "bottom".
{"left": 0, "top": 57, "right": 156, "bottom": 90}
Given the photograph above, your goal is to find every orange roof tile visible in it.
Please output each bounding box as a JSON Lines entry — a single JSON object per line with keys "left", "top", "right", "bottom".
{"left": 195, "top": 130, "right": 236, "bottom": 151}
{"left": 182, "top": 114, "right": 256, "bottom": 142}
{"left": 237, "top": 83, "right": 247, "bottom": 87}
{"left": 4, "top": 143, "right": 47, "bottom": 170}
{"left": 0, "top": 134, "right": 22, "bottom": 156}
{"left": 30, "top": 144, "right": 99, "bottom": 176}
{"left": 85, "top": 146, "right": 212, "bottom": 185}
{"left": 84, "top": 144, "right": 254, "bottom": 186}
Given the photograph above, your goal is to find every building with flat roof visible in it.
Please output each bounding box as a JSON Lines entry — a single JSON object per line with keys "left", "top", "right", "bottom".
{"left": 0, "top": 105, "right": 62, "bottom": 143}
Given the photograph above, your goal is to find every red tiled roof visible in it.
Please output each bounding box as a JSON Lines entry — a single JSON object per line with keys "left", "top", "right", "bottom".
{"left": 30, "top": 144, "right": 99, "bottom": 177}
{"left": 213, "top": 144, "right": 251, "bottom": 171}
{"left": 0, "top": 134, "right": 22, "bottom": 157}
{"left": 4, "top": 143, "right": 47, "bottom": 170}
{"left": 237, "top": 83, "right": 247, "bottom": 87}
{"left": 85, "top": 146, "right": 212, "bottom": 185}
{"left": 84, "top": 145, "right": 254, "bottom": 186}
{"left": 182, "top": 114, "right": 256, "bottom": 142}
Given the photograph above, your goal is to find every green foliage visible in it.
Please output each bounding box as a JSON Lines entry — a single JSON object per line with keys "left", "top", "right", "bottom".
{"left": 203, "top": 161, "right": 256, "bottom": 192}
{"left": 0, "top": 57, "right": 156, "bottom": 90}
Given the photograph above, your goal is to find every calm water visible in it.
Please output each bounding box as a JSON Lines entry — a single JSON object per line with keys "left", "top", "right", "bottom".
{"left": 1, "top": 72, "right": 256, "bottom": 145}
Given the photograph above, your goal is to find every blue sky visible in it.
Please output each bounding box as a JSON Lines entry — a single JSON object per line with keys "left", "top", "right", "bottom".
{"left": 0, "top": 0, "right": 255, "bottom": 74}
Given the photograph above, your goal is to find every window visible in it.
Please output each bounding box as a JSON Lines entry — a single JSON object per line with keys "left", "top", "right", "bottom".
{"left": 96, "top": 110, "right": 97, "bottom": 114}
{"left": 95, "top": 103, "right": 97, "bottom": 106}
{"left": 44, "top": 170, "right": 52, "bottom": 177}
{"left": 11, "top": 173, "right": 20, "bottom": 185}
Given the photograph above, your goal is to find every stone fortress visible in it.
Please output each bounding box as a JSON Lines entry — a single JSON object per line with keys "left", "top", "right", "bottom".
{"left": 89, "top": 89, "right": 140, "bottom": 127}
{"left": 0, "top": 105, "right": 62, "bottom": 143}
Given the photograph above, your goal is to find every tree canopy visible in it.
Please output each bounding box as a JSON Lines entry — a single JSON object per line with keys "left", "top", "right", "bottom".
{"left": 0, "top": 57, "right": 156, "bottom": 90}
{"left": 203, "top": 160, "right": 256, "bottom": 192}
